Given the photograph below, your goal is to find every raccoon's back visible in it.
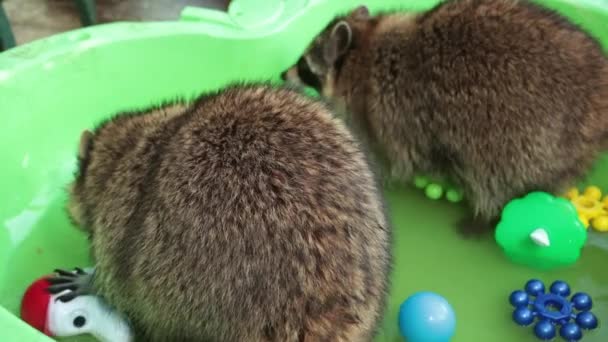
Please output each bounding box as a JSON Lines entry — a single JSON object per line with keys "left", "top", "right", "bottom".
{"left": 368, "top": 0, "right": 607, "bottom": 166}
{"left": 89, "top": 85, "right": 390, "bottom": 341}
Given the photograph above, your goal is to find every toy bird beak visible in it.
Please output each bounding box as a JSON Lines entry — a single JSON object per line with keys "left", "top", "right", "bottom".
{"left": 530, "top": 228, "right": 551, "bottom": 247}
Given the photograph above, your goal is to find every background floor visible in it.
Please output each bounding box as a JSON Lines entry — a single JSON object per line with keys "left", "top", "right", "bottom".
{"left": 3, "top": 0, "right": 228, "bottom": 45}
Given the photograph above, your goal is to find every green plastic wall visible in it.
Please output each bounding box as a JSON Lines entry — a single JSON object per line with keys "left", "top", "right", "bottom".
{"left": 0, "top": 0, "right": 606, "bottom": 341}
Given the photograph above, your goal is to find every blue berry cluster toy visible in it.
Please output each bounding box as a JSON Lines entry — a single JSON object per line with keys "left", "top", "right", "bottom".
{"left": 510, "top": 279, "right": 599, "bottom": 341}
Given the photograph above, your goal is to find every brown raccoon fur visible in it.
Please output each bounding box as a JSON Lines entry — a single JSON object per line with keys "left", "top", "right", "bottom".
{"left": 283, "top": 0, "right": 608, "bottom": 236}
{"left": 54, "top": 84, "right": 391, "bottom": 341}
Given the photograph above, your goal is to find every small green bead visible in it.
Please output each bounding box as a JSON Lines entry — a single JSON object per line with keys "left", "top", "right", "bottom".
{"left": 446, "top": 189, "right": 464, "bottom": 203}
{"left": 413, "top": 176, "right": 429, "bottom": 188}
{"left": 425, "top": 183, "right": 443, "bottom": 200}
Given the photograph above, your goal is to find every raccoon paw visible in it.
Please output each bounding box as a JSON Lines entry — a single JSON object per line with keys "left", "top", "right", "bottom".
{"left": 456, "top": 216, "right": 497, "bottom": 239}
{"left": 47, "top": 267, "right": 95, "bottom": 302}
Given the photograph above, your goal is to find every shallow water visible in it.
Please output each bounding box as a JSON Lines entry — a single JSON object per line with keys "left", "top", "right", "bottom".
{"left": 0, "top": 181, "right": 606, "bottom": 341}
{"left": 376, "top": 187, "right": 607, "bottom": 342}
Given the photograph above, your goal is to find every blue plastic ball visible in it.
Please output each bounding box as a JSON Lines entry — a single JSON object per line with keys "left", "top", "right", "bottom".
{"left": 560, "top": 322, "right": 582, "bottom": 341}
{"left": 398, "top": 292, "right": 456, "bottom": 342}
{"left": 509, "top": 290, "right": 529, "bottom": 308}
{"left": 513, "top": 307, "right": 535, "bottom": 326}
{"left": 550, "top": 281, "right": 571, "bottom": 297}
{"left": 525, "top": 279, "right": 545, "bottom": 296}
{"left": 571, "top": 293, "right": 593, "bottom": 311}
{"left": 534, "top": 320, "right": 556, "bottom": 340}
{"left": 575, "top": 311, "right": 598, "bottom": 330}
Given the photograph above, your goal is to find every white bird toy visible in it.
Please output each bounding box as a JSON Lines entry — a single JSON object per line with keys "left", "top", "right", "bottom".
{"left": 20, "top": 268, "right": 133, "bottom": 342}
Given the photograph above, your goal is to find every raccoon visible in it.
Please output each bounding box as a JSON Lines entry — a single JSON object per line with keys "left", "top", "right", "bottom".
{"left": 50, "top": 84, "right": 391, "bottom": 341}
{"left": 283, "top": 0, "right": 608, "bottom": 235}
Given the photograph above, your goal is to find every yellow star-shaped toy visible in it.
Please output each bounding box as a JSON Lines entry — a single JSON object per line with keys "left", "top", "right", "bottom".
{"left": 563, "top": 186, "right": 608, "bottom": 232}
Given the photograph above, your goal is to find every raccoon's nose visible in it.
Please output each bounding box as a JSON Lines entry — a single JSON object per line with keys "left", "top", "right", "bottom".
{"left": 280, "top": 70, "right": 288, "bottom": 81}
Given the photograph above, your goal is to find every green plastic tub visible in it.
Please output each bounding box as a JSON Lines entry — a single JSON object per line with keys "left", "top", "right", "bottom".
{"left": 0, "top": 0, "right": 607, "bottom": 341}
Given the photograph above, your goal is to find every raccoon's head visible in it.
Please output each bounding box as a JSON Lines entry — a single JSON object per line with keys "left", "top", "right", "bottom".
{"left": 282, "top": 5, "right": 371, "bottom": 98}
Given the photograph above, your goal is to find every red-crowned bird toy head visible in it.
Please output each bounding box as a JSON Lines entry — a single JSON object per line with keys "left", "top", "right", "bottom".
{"left": 21, "top": 276, "right": 53, "bottom": 335}
{"left": 20, "top": 274, "right": 133, "bottom": 342}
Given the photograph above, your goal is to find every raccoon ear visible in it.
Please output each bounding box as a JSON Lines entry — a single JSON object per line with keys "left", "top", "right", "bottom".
{"left": 78, "top": 130, "right": 94, "bottom": 160}
{"left": 323, "top": 21, "right": 352, "bottom": 65}
{"left": 352, "top": 5, "right": 370, "bottom": 20}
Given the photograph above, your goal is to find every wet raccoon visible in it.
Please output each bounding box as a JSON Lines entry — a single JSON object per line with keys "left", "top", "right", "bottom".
{"left": 284, "top": 0, "right": 608, "bottom": 236}
{"left": 50, "top": 84, "right": 391, "bottom": 341}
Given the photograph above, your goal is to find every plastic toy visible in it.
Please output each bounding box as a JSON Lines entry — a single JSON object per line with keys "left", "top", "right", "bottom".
{"left": 413, "top": 175, "right": 464, "bottom": 203}
{"left": 21, "top": 270, "right": 133, "bottom": 342}
{"left": 510, "top": 279, "right": 599, "bottom": 341}
{"left": 495, "top": 192, "right": 587, "bottom": 270}
{"left": 398, "top": 291, "right": 456, "bottom": 342}
{"left": 563, "top": 186, "right": 608, "bottom": 232}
